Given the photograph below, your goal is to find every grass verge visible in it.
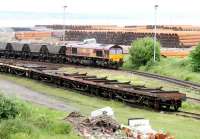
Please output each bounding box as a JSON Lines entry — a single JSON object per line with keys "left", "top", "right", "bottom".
{"left": 0, "top": 73, "right": 200, "bottom": 139}
{"left": 124, "top": 57, "right": 200, "bottom": 83}
{"left": 0, "top": 94, "right": 80, "bottom": 139}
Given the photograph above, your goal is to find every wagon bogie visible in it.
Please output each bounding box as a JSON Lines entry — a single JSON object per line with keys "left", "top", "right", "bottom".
{"left": 21, "top": 44, "right": 31, "bottom": 59}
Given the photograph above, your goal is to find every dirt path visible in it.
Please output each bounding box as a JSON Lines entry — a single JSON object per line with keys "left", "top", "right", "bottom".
{"left": 0, "top": 79, "right": 79, "bottom": 112}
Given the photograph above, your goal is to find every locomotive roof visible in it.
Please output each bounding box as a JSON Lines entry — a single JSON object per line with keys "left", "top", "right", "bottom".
{"left": 66, "top": 42, "right": 122, "bottom": 50}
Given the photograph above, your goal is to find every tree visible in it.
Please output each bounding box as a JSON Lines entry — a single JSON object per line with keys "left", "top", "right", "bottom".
{"left": 127, "top": 37, "right": 161, "bottom": 68}
{"left": 190, "top": 43, "right": 200, "bottom": 72}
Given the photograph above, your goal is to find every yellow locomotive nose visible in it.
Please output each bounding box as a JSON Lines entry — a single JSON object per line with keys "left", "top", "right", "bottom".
{"left": 109, "top": 54, "right": 124, "bottom": 62}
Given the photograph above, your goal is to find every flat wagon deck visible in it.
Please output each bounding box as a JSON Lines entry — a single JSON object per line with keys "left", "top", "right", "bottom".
{"left": 0, "top": 62, "right": 186, "bottom": 111}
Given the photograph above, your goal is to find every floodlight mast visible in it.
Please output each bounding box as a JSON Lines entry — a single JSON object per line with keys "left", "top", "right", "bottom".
{"left": 153, "top": 4, "right": 158, "bottom": 62}
{"left": 63, "top": 5, "right": 67, "bottom": 41}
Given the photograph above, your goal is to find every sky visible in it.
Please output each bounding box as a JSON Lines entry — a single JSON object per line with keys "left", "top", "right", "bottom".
{"left": 0, "top": 0, "right": 200, "bottom": 27}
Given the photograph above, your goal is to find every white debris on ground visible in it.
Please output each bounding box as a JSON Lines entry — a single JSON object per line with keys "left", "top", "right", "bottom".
{"left": 91, "top": 107, "right": 114, "bottom": 118}
{"left": 129, "top": 118, "right": 156, "bottom": 137}
{"left": 65, "top": 107, "right": 175, "bottom": 139}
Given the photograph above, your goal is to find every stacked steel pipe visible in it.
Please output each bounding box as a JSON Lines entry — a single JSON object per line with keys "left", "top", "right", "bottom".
{"left": 35, "top": 25, "right": 200, "bottom": 48}
{"left": 64, "top": 30, "right": 180, "bottom": 48}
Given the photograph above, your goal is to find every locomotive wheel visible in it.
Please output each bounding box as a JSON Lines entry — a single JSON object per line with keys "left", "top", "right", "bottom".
{"left": 112, "top": 64, "right": 118, "bottom": 69}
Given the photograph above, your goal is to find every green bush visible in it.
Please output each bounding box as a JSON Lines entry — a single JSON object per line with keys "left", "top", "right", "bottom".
{"left": 0, "top": 95, "right": 19, "bottom": 119}
{"left": 0, "top": 118, "right": 37, "bottom": 139}
{"left": 126, "top": 37, "right": 161, "bottom": 69}
{"left": 0, "top": 111, "right": 72, "bottom": 139}
{"left": 190, "top": 43, "right": 200, "bottom": 72}
{"left": 0, "top": 94, "right": 75, "bottom": 139}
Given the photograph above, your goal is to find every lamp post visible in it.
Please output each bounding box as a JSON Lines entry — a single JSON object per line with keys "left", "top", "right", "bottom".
{"left": 153, "top": 4, "right": 158, "bottom": 62}
{"left": 63, "top": 5, "right": 67, "bottom": 41}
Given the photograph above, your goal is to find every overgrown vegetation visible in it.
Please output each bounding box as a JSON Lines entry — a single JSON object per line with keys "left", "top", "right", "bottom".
{"left": 190, "top": 43, "right": 200, "bottom": 72}
{"left": 125, "top": 37, "right": 161, "bottom": 69}
{"left": 0, "top": 95, "right": 79, "bottom": 139}
{"left": 125, "top": 56, "right": 200, "bottom": 83}
{"left": 0, "top": 94, "right": 19, "bottom": 119}
{"left": 123, "top": 38, "right": 200, "bottom": 83}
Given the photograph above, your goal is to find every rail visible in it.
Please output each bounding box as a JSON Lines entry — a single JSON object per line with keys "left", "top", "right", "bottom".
{"left": 176, "top": 111, "right": 200, "bottom": 120}
{"left": 120, "top": 69, "right": 200, "bottom": 91}
{"left": 187, "top": 97, "right": 200, "bottom": 104}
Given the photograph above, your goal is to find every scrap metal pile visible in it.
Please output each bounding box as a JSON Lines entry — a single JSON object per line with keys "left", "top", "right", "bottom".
{"left": 0, "top": 62, "right": 186, "bottom": 111}
{"left": 66, "top": 112, "right": 121, "bottom": 137}
{"left": 66, "top": 108, "right": 175, "bottom": 139}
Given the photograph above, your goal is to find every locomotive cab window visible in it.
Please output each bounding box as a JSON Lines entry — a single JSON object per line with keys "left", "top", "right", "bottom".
{"left": 96, "top": 50, "right": 103, "bottom": 57}
{"left": 72, "top": 48, "right": 77, "bottom": 54}
{"left": 109, "top": 48, "right": 123, "bottom": 54}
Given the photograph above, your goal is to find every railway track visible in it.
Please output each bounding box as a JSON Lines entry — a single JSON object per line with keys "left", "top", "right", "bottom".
{"left": 120, "top": 70, "right": 200, "bottom": 103}
{"left": 121, "top": 69, "right": 200, "bottom": 91}
{"left": 187, "top": 97, "right": 200, "bottom": 103}
{"left": 176, "top": 111, "right": 200, "bottom": 120}
{"left": 0, "top": 58, "right": 200, "bottom": 104}
{"left": 0, "top": 58, "right": 200, "bottom": 91}
{"left": 1, "top": 57, "right": 200, "bottom": 93}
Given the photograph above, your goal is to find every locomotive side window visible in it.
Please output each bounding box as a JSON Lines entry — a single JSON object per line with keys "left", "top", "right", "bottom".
{"left": 72, "top": 48, "right": 77, "bottom": 54}
{"left": 104, "top": 50, "right": 109, "bottom": 57}
{"left": 96, "top": 50, "right": 103, "bottom": 57}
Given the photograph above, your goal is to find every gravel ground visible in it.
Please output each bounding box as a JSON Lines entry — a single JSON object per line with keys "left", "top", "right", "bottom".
{"left": 0, "top": 79, "right": 78, "bottom": 112}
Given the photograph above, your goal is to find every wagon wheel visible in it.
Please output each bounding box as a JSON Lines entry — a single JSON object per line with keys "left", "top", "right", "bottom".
{"left": 165, "top": 105, "right": 171, "bottom": 111}
{"left": 90, "top": 88, "right": 99, "bottom": 96}
{"left": 154, "top": 101, "right": 160, "bottom": 110}
{"left": 174, "top": 105, "right": 179, "bottom": 111}
{"left": 61, "top": 57, "right": 66, "bottom": 64}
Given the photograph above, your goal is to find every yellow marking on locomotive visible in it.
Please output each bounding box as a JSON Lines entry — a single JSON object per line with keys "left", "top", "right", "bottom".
{"left": 109, "top": 54, "right": 124, "bottom": 62}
